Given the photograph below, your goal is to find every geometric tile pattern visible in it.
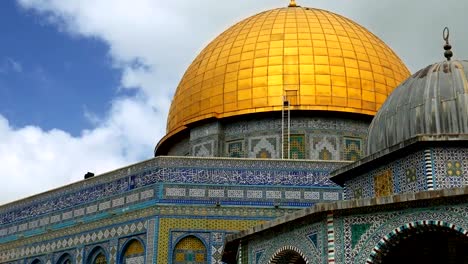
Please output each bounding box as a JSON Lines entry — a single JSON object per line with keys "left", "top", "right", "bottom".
{"left": 0, "top": 160, "right": 346, "bottom": 239}
{"left": 76, "top": 248, "right": 83, "bottom": 264}
{"left": 211, "top": 245, "right": 224, "bottom": 264}
{"left": 310, "top": 135, "right": 340, "bottom": 161}
{"left": 249, "top": 222, "right": 324, "bottom": 264}
{"left": 0, "top": 221, "right": 146, "bottom": 262}
{"left": 0, "top": 188, "right": 153, "bottom": 239}
{"left": 0, "top": 128, "right": 370, "bottom": 264}
{"left": 158, "top": 218, "right": 264, "bottom": 263}
{"left": 249, "top": 136, "right": 280, "bottom": 159}
{"left": 162, "top": 184, "right": 341, "bottom": 205}
{"left": 332, "top": 204, "right": 468, "bottom": 264}
{"left": 109, "top": 243, "right": 117, "bottom": 264}
{"left": 0, "top": 156, "right": 344, "bottom": 230}
{"left": 145, "top": 219, "right": 156, "bottom": 263}
{"left": 366, "top": 220, "right": 468, "bottom": 263}
{"left": 344, "top": 150, "right": 428, "bottom": 200}
{"left": 353, "top": 206, "right": 468, "bottom": 263}
{"left": 173, "top": 236, "right": 206, "bottom": 264}
{"left": 184, "top": 118, "right": 368, "bottom": 161}
{"left": 398, "top": 151, "right": 427, "bottom": 194}
{"left": 0, "top": 204, "right": 299, "bottom": 263}
{"left": 432, "top": 148, "right": 468, "bottom": 189}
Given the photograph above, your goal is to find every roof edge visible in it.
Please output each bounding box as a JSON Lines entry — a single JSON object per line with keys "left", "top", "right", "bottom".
{"left": 330, "top": 134, "right": 468, "bottom": 186}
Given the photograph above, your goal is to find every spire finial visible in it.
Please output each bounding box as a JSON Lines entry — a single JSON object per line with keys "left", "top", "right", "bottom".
{"left": 443, "top": 27, "right": 453, "bottom": 61}
{"left": 289, "top": 0, "right": 297, "bottom": 7}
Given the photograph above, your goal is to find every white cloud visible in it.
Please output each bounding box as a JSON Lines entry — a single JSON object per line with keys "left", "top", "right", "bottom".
{"left": 7, "top": 58, "right": 23, "bottom": 73}
{"left": 2, "top": 0, "right": 467, "bottom": 204}
{"left": 0, "top": 94, "right": 161, "bottom": 204}
{"left": 0, "top": 58, "right": 23, "bottom": 74}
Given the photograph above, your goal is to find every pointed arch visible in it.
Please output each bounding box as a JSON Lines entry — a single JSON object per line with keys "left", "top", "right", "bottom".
{"left": 87, "top": 246, "right": 108, "bottom": 264}
{"left": 366, "top": 220, "right": 468, "bottom": 264}
{"left": 56, "top": 253, "right": 73, "bottom": 264}
{"left": 172, "top": 235, "right": 207, "bottom": 264}
{"left": 269, "top": 246, "right": 309, "bottom": 264}
{"left": 120, "top": 238, "right": 145, "bottom": 264}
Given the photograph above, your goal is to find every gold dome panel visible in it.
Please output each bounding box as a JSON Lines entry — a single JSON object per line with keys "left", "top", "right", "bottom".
{"left": 166, "top": 6, "right": 410, "bottom": 137}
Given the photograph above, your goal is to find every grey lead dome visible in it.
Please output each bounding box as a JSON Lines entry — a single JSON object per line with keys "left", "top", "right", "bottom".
{"left": 367, "top": 60, "right": 468, "bottom": 155}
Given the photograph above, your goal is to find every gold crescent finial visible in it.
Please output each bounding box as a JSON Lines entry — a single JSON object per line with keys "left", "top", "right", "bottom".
{"left": 289, "top": 0, "right": 297, "bottom": 7}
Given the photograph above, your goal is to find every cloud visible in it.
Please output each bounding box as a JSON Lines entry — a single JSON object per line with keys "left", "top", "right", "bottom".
{"left": 2, "top": 0, "right": 467, "bottom": 204}
{"left": 0, "top": 58, "right": 23, "bottom": 74}
{"left": 7, "top": 58, "right": 23, "bottom": 73}
{"left": 0, "top": 95, "right": 160, "bottom": 204}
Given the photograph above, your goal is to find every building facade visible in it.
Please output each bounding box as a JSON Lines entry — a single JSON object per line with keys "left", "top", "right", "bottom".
{"left": 222, "top": 55, "right": 468, "bottom": 263}
{"left": 5, "top": 1, "right": 456, "bottom": 263}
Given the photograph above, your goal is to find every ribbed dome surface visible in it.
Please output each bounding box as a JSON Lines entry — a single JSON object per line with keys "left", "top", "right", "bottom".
{"left": 164, "top": 6, "right": 410, "bottom": 144}
{"left": 368, "top": 60, "right": 468, "bottom": 154}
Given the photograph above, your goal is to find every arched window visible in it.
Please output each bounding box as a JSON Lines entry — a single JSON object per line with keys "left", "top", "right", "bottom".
{"left": 87, "top": 247, "right": 108, "bottom": 264}
{"left": 173, "top": 236, "right": 207, "bottom": 264}
{"left": 121, "top": 239, "right": 145, "bottom": 264}
{"left": 57, "top": 253, "right": 73, "bottom": 264}
{"left": 31, "top": 259, "right": 42, "bottom": 264}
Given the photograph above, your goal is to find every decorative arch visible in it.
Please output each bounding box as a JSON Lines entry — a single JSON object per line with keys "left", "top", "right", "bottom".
{"left": 172, "top": 235, "right": 207, "bottom": 264}
{"left": 56, "top": 253, "right": 73, "bottom": 264}
{"left": 120, "top": 238, "right": 145, "bottom": 264}
{"left": 87, "top": 246, "right": 108, "bottom": 264}
{"left": 268, "top": 246, "right": 309, "bottom": 264}
{"left": 366, "top": 220, "right": 468, "bottom": 264}
{"left": 31, "top": 259, "right": 43, "bottom": 264}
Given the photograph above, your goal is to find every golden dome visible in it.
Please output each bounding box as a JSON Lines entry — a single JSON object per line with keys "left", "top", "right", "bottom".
{"left": 165, "top": 5, "right": 410, "bottom": 140}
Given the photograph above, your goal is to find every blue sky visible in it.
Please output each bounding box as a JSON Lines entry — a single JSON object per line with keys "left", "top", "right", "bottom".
{"left": 0, "top": 0, "right": 467, "bottom": 204}
{"left": 0, "top": 1, "right": 123, "bottom": 135}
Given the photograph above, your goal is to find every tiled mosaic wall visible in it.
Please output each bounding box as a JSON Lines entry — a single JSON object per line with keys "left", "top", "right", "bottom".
{"left": 344, "top": 150, "right": 427, "bottom": 200}
{"left": 161, "top": 218, "right": 266, "bottom": 264}
{"left": 0, "top": 155, "right": 343, "bottom": 263}
{"left": 431, "top": 148, "right": 468, "bottom": 190}
{"left": 0, "top": 217, "right": 147, "bottom": 264}
{"left": 0, "top": 156, "right": 344, "bottom": 240}
{"left": 343, "top": 147, "right": 468, "bottom": 200}
{"left": 0, "top": 201, "right": 295, "bottom": 263}
{"left": 334, "top": 203, "right": 468, "bottom": 263}
{"left": 165, "top": 117, "right": 369, "bottom": 160}
{"left": 248, "top": 220, "right": 327, "bottom": 264}
{"left": 242, "top": 201, "right": 468, "bottom": 264}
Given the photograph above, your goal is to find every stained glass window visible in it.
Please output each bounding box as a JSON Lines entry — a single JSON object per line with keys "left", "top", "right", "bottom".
{"left": 290, "top": 135, "right": 305, "bottom": 159}
{"left": 227, "top": 141, "right": 244, "bottom": 158}
{"left": 344, "top": 137, "right": 362, "bottom": 161}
